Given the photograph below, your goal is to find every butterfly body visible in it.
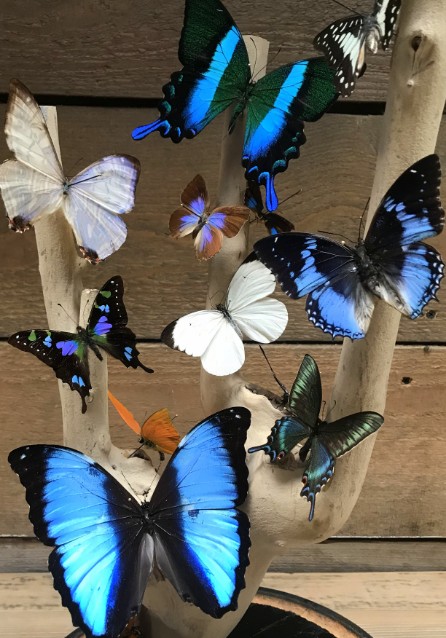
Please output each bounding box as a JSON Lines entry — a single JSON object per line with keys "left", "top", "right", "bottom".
{"left": 254, "top": 155, "right": 445, "bottom": 339}
{"left": 314, "top": 0, "right": 401, "bottom": 96}
{"left": 9, "top": 277, "right": 153, "bottom": 413}
{"left": 133, "top": 0, "right": 338, "bottom": 212}
{"left": 249, "top": 355, "right": 384, "bottom": 521}
{"left": 9, "top": 407, "right": 251, "bottom": 636}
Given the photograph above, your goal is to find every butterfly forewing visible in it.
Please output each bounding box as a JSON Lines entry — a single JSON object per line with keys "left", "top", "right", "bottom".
{"left": 140, "top": 408, "right": 180, "bottom": 455}
{"left": 148, "top": 407, "right": 251, "bottom": 618}
{"left": 288, "top": 355, "right": 322, "bottom": 426}
{"left": 8, "top": 445, "right": 153, "bottom": 638}
{"left": 8, "top": 330, "right": 91, "bottom": 413}
{"left": 318, "top": 412, "right": 384, "bottom": 458}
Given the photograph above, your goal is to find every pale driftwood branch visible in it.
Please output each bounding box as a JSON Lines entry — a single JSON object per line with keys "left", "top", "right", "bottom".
{"left": 325, "top": 0, "right": 446, "bottom": 525}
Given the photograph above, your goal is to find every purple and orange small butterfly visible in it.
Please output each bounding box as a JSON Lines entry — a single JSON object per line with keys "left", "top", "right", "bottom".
{"left": 108, "top": 390, "right": 180, "bottom": 460}
{"left": 169, "top": 174, "right": 250, "bottom": 260}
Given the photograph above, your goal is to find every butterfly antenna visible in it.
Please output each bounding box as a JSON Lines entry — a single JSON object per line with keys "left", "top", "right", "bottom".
{"left": 358, "top": 197, "right": 370, "bottom": 243}
{"left": 258, "top": 344, "right": 288, "bottom": 397}
{"left": 317, "top": 230, "right": 353, "bottom": 244}
{"left": 251, "top": 46, "right": 283, "bottom": 83}
{"left": 57, "top": 303, "right": 78, "bottom": 326}
{"left": 248, "top": 36, "right": 259, "bottom": 79}
{"left": 329, "top": 0, "right": 360, "bottom": 16}
{"left": 128, "top": 442, "right": 145, "bottom": 459}
{"left": 142, "top": 460, "right": 163, "bottom": 501}
{"left": 278, "top": 188, "right": 302, "bottom": 209}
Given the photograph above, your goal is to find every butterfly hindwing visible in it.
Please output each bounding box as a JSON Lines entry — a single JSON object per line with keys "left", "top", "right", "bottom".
{"left": 244, "top": 58, "right": 338, "bottom": 211}
{"left": 132, "top": 0, "right": 250, "bottom": 142}
{"left": 375, "top": 0, "right": 401, "bottom": 49}
{"left": 248, "top": 415, "right": 311, "bottom": 461}
{"left": 300, "top": 438, "right": 334, "bottom": 522}
{"left": 148, "top": 406, "right": 251, "bottom": 618}
{"left": 244, "top": 182, "right": 295, "bottom": 235}
{"left": 87, "top": 276, "right": 153, "bottom": 373}
{"left": 8, "top": 445, "right": 153, "bottom": 638}
{"left": 8, "top": 329, "right": 91, "bottom": 413}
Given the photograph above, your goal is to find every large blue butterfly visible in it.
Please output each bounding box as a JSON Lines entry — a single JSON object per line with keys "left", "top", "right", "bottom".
{"left": 132, "top": 0, "right": 338, "bottom": 212}
{"left": 254, "top": 155, "right": 445, "bottom": 339}
{"left": 9, "top": 407, "right": 251, "bottom": 637}
{"left": 8, "top": 276, "right": 153, "bottom": 413}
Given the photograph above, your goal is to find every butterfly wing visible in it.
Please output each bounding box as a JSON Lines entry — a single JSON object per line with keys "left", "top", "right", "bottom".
{"left": 8, "top": 445, "right": 153, "bottom": 637}
{"left": 87, "top": 276, "right": 154, "bottom": 373}
{"left": 244, "top": 58, "right": 338, "bottom": 211}
{"left": 64, "top": 155, "right": 140, "bottom": 262}
{"left": 364, "top": 154, "right": 445, "bottom": 318}
{"left": 374, "top": 0, "right": 401, "bottom": 49}
{"left": 108, "top": 390, "right": 141, "bottom": 436}
{"left": 0, "top": 79, "right": 64, "bottom": 229}
{"left": 161, "top": 309, "right": 245, "bottom": 376}
{"left": 132, "top": 0, "right": 250, "bottom": 141}
{"left": 248, "top": 415, "right": 311, "bottom": 462}
{"left": 288, "top": 355, "right": 322, "bottom": 426}
{"left": 8, "top": 330, "right": 91, "bottom": 413}
{"left": 226, "top": 260, "right": 288, "bottom": 343}
{"left": 148, "top": 407, "right": 251, "bottom": 618}
{"left": 318, "top": 412, "right": 384, "bottom": 458}
{"left": 300, "top": 439, "right": 335, "bottom": 522}
{"left": 141, "top": 408, "right": 180, "bottom": 455}
{"left": 313, "top": 16, "right": 367, "bottom": 97}
{"left": 254, "top": 233, "right": 374, "bottom": 339}
{"left": 193, "top": 206, "right": 250, "bottom": 260}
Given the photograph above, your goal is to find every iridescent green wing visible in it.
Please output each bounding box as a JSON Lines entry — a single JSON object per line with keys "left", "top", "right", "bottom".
{"left": 248, "top": 416, "right": 311, "bottom": 462}
{"left": 300, "top": 439, "right": 335, "bottom": 522}
{"left": 243, "top": 58, "right": 338, "bottom": 211}
{"left": 318, "top": 412, "right": 384, "bottom": 458}
{"left": 288, "top": 354, "right": 322, "bottom": 428}
{"left": 132, "top": 0, "right": 250, "bottom": 142}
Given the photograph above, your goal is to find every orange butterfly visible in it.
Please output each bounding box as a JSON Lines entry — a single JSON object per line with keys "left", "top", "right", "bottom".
{"left": 108, "top": 391, "right": 180, "bottom": 460}
{"left": 169, "top": 174, "right": 250, "bottom": 260}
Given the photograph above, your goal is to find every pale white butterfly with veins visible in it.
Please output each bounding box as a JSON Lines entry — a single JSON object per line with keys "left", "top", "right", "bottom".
{"left": 0, "top": 80, "right": 140, "bottom": 262}
{"left": 161, "top": 260, "right": 288, "bottom": 376}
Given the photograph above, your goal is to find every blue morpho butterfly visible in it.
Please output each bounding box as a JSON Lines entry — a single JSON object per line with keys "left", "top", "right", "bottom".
{"left": 248, "top": 355, "right": 383, "bottom": 521}
{"left": 314, "top": 0, "right": 401, "bottom": 97}
{"left": 254, "top": 154, "right": 445, "bottom": 339}
{"left": 9, "top": 407, "right": 251, "bottom": 637}
{"left": 244, "top": 180, "right": 295, "bottom": 236}
{"left": 131, "top": 0, "right": 339, "bottom": 212}
{"left": 8, "top": 276, "right": 153, "bottom": 413}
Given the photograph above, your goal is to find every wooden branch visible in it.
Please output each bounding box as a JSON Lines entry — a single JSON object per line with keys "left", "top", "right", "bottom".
{"left": 326, "top": 0, "right": 446, "bottom": 523}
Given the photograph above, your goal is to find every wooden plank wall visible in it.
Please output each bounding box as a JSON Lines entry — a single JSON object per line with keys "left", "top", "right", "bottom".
{"left": 0, "top": 0, "right": 445, "bottom": 566}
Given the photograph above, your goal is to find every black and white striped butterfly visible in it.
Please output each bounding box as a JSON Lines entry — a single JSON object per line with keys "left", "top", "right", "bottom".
{"left": 314, "top": 0, "right": 401, "bottom": 96}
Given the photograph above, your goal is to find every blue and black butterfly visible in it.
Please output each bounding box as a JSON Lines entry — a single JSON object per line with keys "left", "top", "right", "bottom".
{"left": 8, "top": 276, "right": 153, "bottom": 413}
{"left": 244, "top": 181, "right": 295, "bottom": 236}
{"left": 248, "top": 355, "right": 383, "bottom": 521}
{"left": 9, "top": 406, "right": 251, "bottom": 637}
{"left": 132, "top": 0, "right": 338, "bottom": 212}
{"left": 254, "top": 154, "right": 445, "bottom": 339}
{"left": 314, "top": 0, "right": 401, "bottom": 97}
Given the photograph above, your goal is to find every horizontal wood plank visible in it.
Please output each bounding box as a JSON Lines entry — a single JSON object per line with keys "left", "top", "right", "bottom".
{"left": 2, "top": 538, "right": 444, "bottom": 575}
{"left": 0, "top": 108, "right": 445, "bottom": 342}
{"left": 1, "top": 572, "right": 444, "bottom": 638}
{"left": 2, "top": 343, "right": 444, "bottom": 537}
{"left": 0, "top": 0, "right": 397, "bottom": 102}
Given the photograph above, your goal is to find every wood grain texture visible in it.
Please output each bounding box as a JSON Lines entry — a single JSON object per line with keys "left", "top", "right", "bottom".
{"left": 0, "top": 108, "right": 445, "bottom": 342}
{"left": 2, "top": 538, "right": 444, "bottom": 574}
{"left": 1, "top": 572, "right": 444, "bottom": 638}
{"left": 2, "top": 343, "right": 444, "bottom": 537}
{"left": 0, "top": 0, "right": 397, "bottom": 102}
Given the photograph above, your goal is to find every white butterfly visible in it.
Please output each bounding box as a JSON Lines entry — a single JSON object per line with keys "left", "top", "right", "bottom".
{"left": 0, "top": 80, "right": 140, "bottom": 262}
{"left": 314, "top": 0, "right": 401, "bottom": 97}
{"left": 161, "top": 260, "right": 288, "bottom": 376}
